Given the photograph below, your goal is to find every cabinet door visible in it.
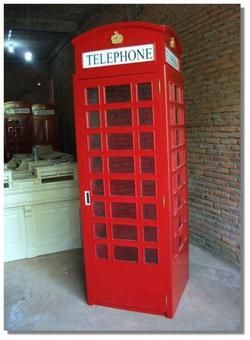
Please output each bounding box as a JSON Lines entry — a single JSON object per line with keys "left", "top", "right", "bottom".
{"left": 33, "top": 117, "right": 45, "bottom": 144}
{"left": 33, "top": 116, "right": 58, "bottom": 149}
{"left": 31, "top": 200, "right": 81, "bottom": 256}
{"left": 74, "top": 73, "right": 170, "bottom": 315}
{"left": 4, "top": 207, "right": 27, "bottom": 262}
{"left": 4, "top": 115, "right": 32, "bottom": 158}
{"left": 44, "top": 116, "right": 58, "bottom": 145}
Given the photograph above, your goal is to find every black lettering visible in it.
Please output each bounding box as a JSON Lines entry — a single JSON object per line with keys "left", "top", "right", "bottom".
{"left": 120, "top": 50, "right": 127, "bottom": 62}
{"left": 99, "top": 53, "right": 105, "bottom": 64}
{"left": 113, "top": 51, "right": 120, "bottom": 63}
{"left": 106, "top": 52, "right": 113, "bottom": 64}
{"left": 85, "top": 54, "right": 94, "bottom": 67}
{"left": 136, "top": 49, "right": 145, "bottom": 60}
{"left": 128, "top": 50, "right": 136, "bottom": 61}
{"left": 93, "top": 54, "right": 100, "bottom": 65}
{"left": 145, "top": 47, "right": 153, "bottom": 60}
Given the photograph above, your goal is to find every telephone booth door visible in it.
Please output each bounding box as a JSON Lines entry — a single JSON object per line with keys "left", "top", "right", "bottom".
{"left": 72, "top": 21, "right": 189, "bottom": 318}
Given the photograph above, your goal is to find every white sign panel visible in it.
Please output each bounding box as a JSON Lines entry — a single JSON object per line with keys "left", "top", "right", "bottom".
{"left": 165, "top": 47, "right": 180, "bottom": 71}
{"left": 5, "top": 108, "right": 31, "bottom": 115}
{"left": 82, "top": 44, "right": 155, "bottom": 69}
{"left": 33, "top": 109, "right": 55, "bottom": 116}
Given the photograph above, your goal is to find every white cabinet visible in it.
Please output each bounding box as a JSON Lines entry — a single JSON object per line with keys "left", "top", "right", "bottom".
{"left": 4, "top": 163, "right": 81, "bottom": 262}
{"left": 4, "top": 207, "right": 27, "bottom": 261}
{"left": 29, "top": 201, "right": 81, "bottom": 257}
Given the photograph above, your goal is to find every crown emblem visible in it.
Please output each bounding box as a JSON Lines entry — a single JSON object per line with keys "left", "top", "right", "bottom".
{"left": 170, "top": 37, "right": 176, "bottom": 49}
{"left": 111, "top": 31, "right": 123, "bottom": 44}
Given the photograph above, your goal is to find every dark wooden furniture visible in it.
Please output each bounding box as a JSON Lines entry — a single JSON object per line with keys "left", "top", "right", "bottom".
{"left": 4, "top": 102, "right": 59, "bottom": 161}
{"left": 4, "top": 101, "right": 33, "bottom": 161}
{"left": 32, "top": 104, "right": 58, "bottom": 150}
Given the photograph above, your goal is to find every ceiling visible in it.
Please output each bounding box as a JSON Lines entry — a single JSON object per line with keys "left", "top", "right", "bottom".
{"left": 4, "top": 4, "right": 103, "bottom": 64}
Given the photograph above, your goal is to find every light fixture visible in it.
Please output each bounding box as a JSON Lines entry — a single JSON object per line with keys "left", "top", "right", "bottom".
{"left": 6, "top": 29, "right": 15, "bottom": 53}
{"left": 8, "top": 43, "right": 15, "bottom": 53}
{"left": 24, "top": 51, "right": 33, "bottom": 62}
{"left": 37, "top": 82, "right": 41, "bottom": 86}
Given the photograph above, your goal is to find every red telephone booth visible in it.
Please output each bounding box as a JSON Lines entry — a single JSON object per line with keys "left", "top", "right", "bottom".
{"left": 72, "top": 21, "right": 189, "bottom": 318}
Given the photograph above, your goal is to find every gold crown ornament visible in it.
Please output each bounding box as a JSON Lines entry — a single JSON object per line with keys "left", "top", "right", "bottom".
{"left": 111, "top": 31, "right": 124, "bottom": 44}
{"left": 170, "top": 37, "right": 176, "bottom": 49}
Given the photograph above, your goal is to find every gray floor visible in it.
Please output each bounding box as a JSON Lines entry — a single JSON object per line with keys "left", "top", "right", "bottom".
{"left": 4, "top": 244, "right": 241, "bottom": 332}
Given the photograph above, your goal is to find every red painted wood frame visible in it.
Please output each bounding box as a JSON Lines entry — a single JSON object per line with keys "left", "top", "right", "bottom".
{"left": 72, "top": 21, "right": 189, "bottom": 318}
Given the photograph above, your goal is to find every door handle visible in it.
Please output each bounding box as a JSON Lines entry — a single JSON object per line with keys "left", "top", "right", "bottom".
{"left": 84, "top": 191, "right": 91, "bottom": 206}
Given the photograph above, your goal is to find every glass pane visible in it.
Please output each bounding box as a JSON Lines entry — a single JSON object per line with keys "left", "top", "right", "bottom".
{"left": 108, "top": 133, "right": 133, "bottom": 150}
{"left": 88, "top": 111, "right": 100, "bottom": 128}
{"left": 139, "top": 107, "right": 153, "bottom": 125}
{"left": 174, "top": 85, "right": 178, "bottom": 102}
{"left": 179, "top": 109, "right": 184, "bottom": 125}
{"left": 142, "top": 180, "right": 156, "bottom": 197}
{"left": 138, "top": 83, "right": 152, "bottom": 100}
{"left": 96, "top": 244, "right": 108, "bottom": 259}
{"left": 113, "top": 225, "right": 137, "bottom": 241}
{"left": 111, "top": 202, "right": 136, "bottom": 219}
{"left": 107, "top": 109, "right": 132, "bottom": 126}
{"left": 91, "top": 179, "right": 104, "bottom": 195}
{"left": 90, "top": 157, "right": 102, "bottom": 173}
{"left": 169, "top": 82, "right": 173, "bottom": 101}
{"left": 172, "top": 150, "right": 184, "bottom": 170}
{"left": 178, "top": 194, "right": 182, "bottom": 207}
{"left": 179, "top": 235, "right": 183, "bottom": 248}
{"left": 177, "top": 152, "right": 180, "bottom": 166}
{"left": 110, "top": 180, "right": 135, "bottom": 196}
{"left": 106, "top": 84, "right": 131, "bottom": 103}
{"left": 109, "top": 157, "right": 134, "bottom": 173}
{"left": 141, "top": 157, "right": 155, "bottom": 173}
{"left": 114, "top": 246, "right": 138, "bottom": 262}
{"left": 94, "top": 223, "right": 106, "bottom": 239}
{"left": 176, "top": 129, "right": 179, "bottom": 146}
{"left": 143, "top": 204, "right": 156, "bottom": 220}
{"left": 175, "top": 107, "right": 179, "bottom": 124}
{"left": 178, "top": 173, "right": 181, "bottom": 186}
{"left": 140, "top": 132, "right": 154, "bottom": 150}
{"left": 88, "top": 134, "right": 101, "bottom": 150}
{"left": 145, "top": 248, "right": 158, "bottom": 264}
{"left": 93, "top": 202, "right": 105, "bottom": 217}
{"left": 170, "top": 106, "right": 181, "bottom": 125}
{"left": 178, "top": 214, "right": 182, "bottom": 228}
{"left": 86, "top": 87, "right": 99, "bottom": 104}
{"left": 144, "top": 227, "right": 157, "bottom": 242}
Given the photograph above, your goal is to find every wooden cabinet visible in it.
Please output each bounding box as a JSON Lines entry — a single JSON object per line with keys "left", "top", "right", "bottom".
{"left": 4, "top": 163, "right": 81, "bottom": 262}
{"left": 33, "top": 115, "right": 58, "bottom": 149}
{"left": 4, "top": 101, "right": 33, "bottom": 160}
{"left": 4, "top": 115, "right": 33, "bottom": 157}
{"left": 4, "top": 200, "right": 81, "bottom": 262}
{"left": 4, "top": 206, "right": 27, "bottom": 261}
{"left": 32, "top": 104, "right": 58, "bottom": 150}
{"left": 4, "top": 102, "right": 59, "bottom": 160}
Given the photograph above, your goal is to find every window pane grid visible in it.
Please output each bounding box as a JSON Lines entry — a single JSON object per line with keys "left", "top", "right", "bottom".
{"left": 131, "top": 82, "right": 144, "bottom": 264}
{"left": 87, "top": 80, "right": 160, "bottom": 265}
{"left": 99, "top": 90, "right": 112, "bottom": 255}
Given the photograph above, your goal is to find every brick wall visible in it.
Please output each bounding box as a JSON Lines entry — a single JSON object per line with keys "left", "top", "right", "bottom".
{"left": 139, "top": 4, "right": 241, "bottom": 265}
{"left": 50, "top": 4, "right": 241, "bottom": 265}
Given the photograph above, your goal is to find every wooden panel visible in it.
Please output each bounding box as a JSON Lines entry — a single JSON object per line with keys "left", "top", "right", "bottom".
{"left": 4, "top": 114, "right": 33, "bottom": 160}
{"left": 32, "top": 115, "right": 58, "bottom": 149}
{"left": 4, "top": 207, "right": 27, "bottom": 261}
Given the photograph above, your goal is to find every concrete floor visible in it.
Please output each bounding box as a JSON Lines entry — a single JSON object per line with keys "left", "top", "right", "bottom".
{"left": 4, "top": 244, "right": 241, "bottom": 332}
